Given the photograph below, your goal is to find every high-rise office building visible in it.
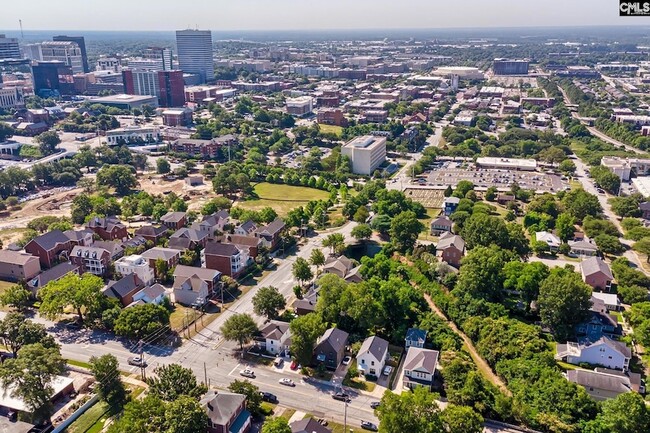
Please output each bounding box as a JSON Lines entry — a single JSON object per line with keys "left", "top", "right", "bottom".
{"left": 31, "top": 61, "right": 75, "bottom": 97}
{"left": 122, "top": 69, "right": 185, "bottom": 107}
{"left": 53, "top": 35, "right": 89, "bottom": 73}
{"left": 23, "top": 43, "right": 43, "bottom": 61}
{"left": 39, "top": 41, "right": 84, "bottom": 74}
{"left": 176, "top": 29, "right": 213, "bottom": 83}
{"left": 144, "top": 47, "right": 173, "bottom": 70}
{"left": 493, "top": 58, "right": 529, "bottom": 75}
{"left": 0, "top": 34, "right": 20, "bottom": 60}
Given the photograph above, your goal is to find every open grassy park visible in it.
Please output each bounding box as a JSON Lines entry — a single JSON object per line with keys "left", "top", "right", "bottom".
{"left": 237, "top": 183, "right": 330, "bottom": 216}
{"left": 318, "top": 124, "right": 343, "bottom": 137}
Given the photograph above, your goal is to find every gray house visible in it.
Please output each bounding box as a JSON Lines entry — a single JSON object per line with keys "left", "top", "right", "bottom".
{"left": 313, "top": 327, "right": 349, "bottom": 370}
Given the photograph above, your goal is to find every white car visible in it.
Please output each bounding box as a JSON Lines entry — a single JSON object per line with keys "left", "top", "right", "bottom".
{"left": 279, "top": 378, "right": 295, "bottom": 387}
{"left": 240, "top": 368, "right": 255, "bottom": 378}
{"left": 342, "top": 356, "right": 352, "bottom": 365}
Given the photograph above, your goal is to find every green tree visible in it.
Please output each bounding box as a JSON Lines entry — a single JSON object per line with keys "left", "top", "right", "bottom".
{"left": 114, "top": 303, "right": 170, "bottom": 340}
{"left": 0, "top": 343, "right": 65, "bottom": 422}
{"left": 0, "top": 122, "right": 14, "bottom": 142}
{"left": 221, "top": 313, "right": 258, "bottom": 351}
{"left": 90, "top": 354, "right": 127, "bottom": 407}
{"left": 96, "top": 164, "right": 138, "bottom": 196}
{"left": 453, "top": 180, "right": 474, "bottom": 198}
{"left": 0, "top": 312, "right": 57, "bottom": 356}
{"left": 559, "top": 159, "right": 576, "bottom": 175}
{"left": 633, "top": 237, "right": 650, "bottom": 262}
{"left": 201, "top": 197, "right": 232, "bottom": 215}
{"left": 107, "top": 395, "right": 167, "bottom": 433}
{"left": 460, "top": 213, "right": 509, "bottom": 251}
{"left": 292, "top": 257, "right": 313, "bottom": 286}
{"left": 289, "top": 313, "right": 326, "bottom": 366}
{"left": 376, "top": 386, "right": 443, "bottom": 433}
{"left": 584, "top": 392, "right": 650, "bottom": 433}
{"left": 262, "top": 417, "right": 292, "bottom": 433}
{"left": 562, "top": 188, "right": 602, "bottom": 223}
{"left": 147, "top": 363, "right": 207, "bottom": 401}
{"left": 389, "top": 210, "right": 424, "bottom": 252}
{"left": 228, "top": 379, "right": 262, "bottom": 415}
{"left": 591, "top": 165, "right": 621, "bottom": 194}
{"left": 322, "top": 233, "right": 345, "bottom": 255}
{"left": 252, "top": 286, "right": 286, "bottom": 320}
{"left": 555, "top": 213, "right": 576, "bottom": 242}
{"left": 444, "top": 185, "right": 453, "bottom": 197}
{"left": 594, "top": 234, "right": 624, "bottom": 255}
{"left": 165, "top": 395, "right": 209, "bottom": 433}
{"left": 309, "top": 248, "right": 326, "bottom": 271}
{"left": 455, "top": 245, "right": 516, "bottom": 301}
{"left": 352, "top": 224, "right": 373, "bottom": 243}
{"left": 371, "top": 214, "right": 392, "bottom": 235}
{"left": 38, "top": 273, "right": 106, "bottom": 323}
{"left": 353, "top": 206, "right": 370, "bottom": 223}
{"left": 484, "top": 186, "right": 497, "bottom": 201}
{"left": 617, "top": 285, "right": 648, "bottom": 304}
{"left": 0, "top": 285, "right": 32, "bottom": 311}
{"left": 156, "top": 158, "right": 171, "bottom": 174}
{"left": 35, "top": 130, "right": 61, "bottom": 156}
{"left": 538, "top": 268, "right": 592, "bottom": 340}
{"left": 440, "top": 404, "right": 484, "bottom": 433}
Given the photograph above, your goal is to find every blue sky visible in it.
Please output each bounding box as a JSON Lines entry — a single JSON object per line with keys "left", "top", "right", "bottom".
{"left": 0, "top": 0, "right": 643, "bottom": 31}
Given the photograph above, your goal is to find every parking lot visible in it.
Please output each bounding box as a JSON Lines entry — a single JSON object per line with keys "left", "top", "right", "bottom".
{"left": 426, "top": 161, "right": 568, "bottom": 193}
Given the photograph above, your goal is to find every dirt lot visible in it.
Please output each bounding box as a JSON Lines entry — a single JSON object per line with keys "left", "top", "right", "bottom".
{"left": 404, "top": 188, "right": 445, "bottom": 209}
{"left": 138, "top": 176, "right": 217, "bottom": 212}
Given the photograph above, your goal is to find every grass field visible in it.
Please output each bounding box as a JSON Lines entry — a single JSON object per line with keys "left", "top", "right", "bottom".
{"left": 237, "top": 183, "right": 330, "bottom": 216}
{"left": 318, "top": 124, "right": 343, "bottom": 137}
{"left": 66, "top": 400, "right": 111, "bottom": 433}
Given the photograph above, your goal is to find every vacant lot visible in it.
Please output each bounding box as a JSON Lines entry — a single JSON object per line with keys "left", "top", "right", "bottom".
{"left": 236, "top": 183, "right": 330, "bottom": 216}
{"left": 404, "top": 188, "right": 445, "bottom": 209}
{"left": 318, "top": 124, "right": 343, "bottom": 137}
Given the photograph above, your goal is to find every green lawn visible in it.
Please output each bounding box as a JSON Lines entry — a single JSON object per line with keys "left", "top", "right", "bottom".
{"left": 66, "top": 359, "right": 92, "bottom": 369}
{"left": 305, "top": 415, "right": 364, "bottom": 433}
{"left": 318, "top": 124, "right": 343, "bottom": 137}
{"left": 237, "top": 183, "right": 330, "bottom": 216}
{"left": 279, "top": 408, "right": 296, "bottom": 421}
{"left": 0, "top": 280, "right": 15, "bottom": 293}
{"left": 66, "top": 400, "right": 111, "bottom": 433}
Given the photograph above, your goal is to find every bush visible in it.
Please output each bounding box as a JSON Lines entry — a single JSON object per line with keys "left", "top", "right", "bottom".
{"left": 365, "top": 374, "right": 378, "bottom": 382}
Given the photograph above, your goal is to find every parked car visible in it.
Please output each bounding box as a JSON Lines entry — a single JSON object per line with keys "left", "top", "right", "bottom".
{"left": 279, "top": 378, "right": 295, "bottom": 387}
{"left": 332, "top": 392, "right": 351, "bottom": 402}
{"left": 361, "top": 420, "right": 378, "bottom": 431}
{"left": 128, "top": 356, "right": 147, "bottom": 367}
{"left": 274, "top": 357, "right": 284, "bottom": 368}
{"left": 382, "top": 366, "right": 393, "bottom": 376}
{"left": 370, "top": 401, "right": 380, "bottom": 409}
{"left": 240, "top": 368, "right": 255, "bottom": 378}
{"left": 290, "top": 360, "right": 299, "bottom": 370}
{"left": 260, "top": 392, "right": 278, "bottom": 403}
{"left": 342, "top": 356, "right": 352, "bottom": 365}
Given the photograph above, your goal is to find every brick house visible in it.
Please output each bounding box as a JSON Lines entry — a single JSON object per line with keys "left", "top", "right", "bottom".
{"left": 203, "top": 242, "right": 248, "bottom": 278}
{"left": 201, "top": 390, "right": 251, "bottom": 433}
{"left": 160, "top": 212, "right": 187, "bottom": 231}
{"left": 69, "top": 246, "right": 111, "bottom": 276}
{"left": 435, "top": 233, "right": 465, "bottom": 268}
{"left": 86, "top": 216, "right": 128, "bottom": 241}
{"left": 24, "top": 230, "right": 72, "bottom": 269}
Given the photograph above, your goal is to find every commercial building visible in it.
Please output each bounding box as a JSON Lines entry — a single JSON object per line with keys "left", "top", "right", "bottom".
{"left": 493, "top": 58, "right": 529, "bottom": 75}
{"left": 126, "top": 46, "right": 174, "bottom": 71}
{"left": 39, "top": 41, "right": 84, "bottom": 74}
{"left": 0, "top": 87, "right": 24, "bottom": 110}
{"left": 162, "top": 108, "right": 193, "bottom": 127}
{"left": 341, "top": 135, "right": 387, "bottom": 175}
{"left": 0, "top": 34, "right": 20, "bottom": 59}
{"left": 87, "top": 94, "right": 158, "bottom": 110}
{"left": 176, "top": 29, "right": 213, "bottom": 83}
{"left": 31, "top": 61, "right": 75, "bottom": 97}
{"left": 96, "top": 57, "right": 121, "bottom": 72}
{"left": 171, "top": 135, "right": 237, "bottom": 158}
{"left": 122, "top": 69, "right": 185, "bottom": 107}
{"left": 317, "top": 108, "right": 346, "bottom": 126}
{"left": 286, "top": 96, "right": 314, "bottom": 116}
{"left": 476, "top": 157, "right": 537, "bottom": 171}
{"left": 435, "top": 66, "right": 485, "bottom": 80}
{"left": 53, "top": 35, "right": 89, "bottom": 73}
{"left": 602, "top": 156, "right": 650, "bottom": 181}
{"left": 106, "top": 126, "right": 161, "bottom": 145}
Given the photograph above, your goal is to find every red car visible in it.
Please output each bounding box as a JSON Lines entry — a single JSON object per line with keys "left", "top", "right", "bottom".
{"left": 290, "top": 360, "right": 298, "bottom": 370}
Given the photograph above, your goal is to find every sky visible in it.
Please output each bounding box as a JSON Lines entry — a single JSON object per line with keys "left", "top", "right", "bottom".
{"left": 0, "top": 0, "right": 646, "bottom": 32}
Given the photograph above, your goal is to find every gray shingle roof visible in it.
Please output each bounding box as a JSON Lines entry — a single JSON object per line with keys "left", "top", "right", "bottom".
{"left": 200, "top": 390, "right": 246, "bottom": 426}
{"left": 581, "top": 257, "right": 614, "bottom": 279}
{"left": 317, "top": 328, "right": 348, "bottom": 353}
{"left": 436, "top": 232, "right": 465, "bottom": 251}
{"left": 28, "top": 230, "right": 69, "bottom": 251}
{"left": 403, "top": 347, "right": 439, "bottom": 374}
{"left": 358, "top": 336, "right": 389, "bottom": 362}
{"left": 567, "top": 369, "right": 635, "bottom": 393}
{"left": 173, "top": 264, "right": 221, "bottom": 282}
{"left": 260, "top": 321, "right": 290, "bottom": 340}
{"left": 204, "top": 241, "right": 240, "bottom": 257}
{"left": 291, "top": 418, "right": 332, "bottom": 433}
{"left": 161, "top": 212, "right": 186, "bottom": 223}
{"left": 406, "top": 328, "right": 427, "bottom": 344}
{"left": 141, "top": 247, "right": 181, "bottom": 261}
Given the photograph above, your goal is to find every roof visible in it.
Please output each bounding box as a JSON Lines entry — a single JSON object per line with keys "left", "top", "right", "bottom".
{"left": 257, "top": 218, "right": 285, "bottom": 236}
{"left": 443, "top": 197, "right": 460, "bottom": 205}
{"left": 27, "top": 262, "right": 79, "bottom": 289}
{"left": 87, "top": 215, "right": 125, "bottom": 231}
{"left": 436, "top": 232, "right": 465, "bottom": 251}
{"left": 598, "top": 336, "right": 632, "bottom": 358}
{"left": 291, "top": 417, "right": 332, "bottom": 433}
{"left": 260, "top": 320, "right": 290, "bottom": 340}
{"left": 430, "top": 215, "right": 452, "bottom": 227}
{"left": 0, "top": 250, "right": 39, "bottom": 266}
{"left": 141, "top": 247, "right": 181, "bottom": 261}
{"left": 200, "top": 390, "right": 246, "bottom": 426}
{"left": 238, "top": 220, "right": 257, "bottom": 233}
{"left": 358, "top": 336, "right": 389, "bottom": 362}
{"left": 63, "top": 229, "right": 94, "bottom": 242}
{"left": 173, "top": 264, "right": 221, "bottom": 282}
{"left": 0, "top": 375, "right": 74, "bottom": 412}
{"left": 103, "top": 274, "right": 144, "bottom": 299}
{"left": 569, "top": 240, "right": 598, "bottom": 251}
{"left": 204, "top": 241, "right": 240, "bottom": 257}
{"left": 317, "top": 328, "right": 349, "bottom": 353}
{"left": 135, "top": 225, "right": 168, "bottom": 237}
{"left": 92, "top": 241, "right": 123, "bottom": 257}
{"left": 567, "top": 369, "right": 636, "bottom": 393}
{"left": 403, "top": 347, "right": 439, "bottom": 374}
{"left": 26, "top": 230, "right": 69, "bottom": 251}
{"left": 536, "top": 231, "right": 561, "bottom": 246}
{"left": 134, "top": 283, "right": 166, "bottom": 301}
{"left": 71, "top": 246, "right": 109, "bottom": 259}
{"left": 581, "top": 257, "right": 614, "bottom": 280}
{"left": 639, "top": 201, "right": 650, "bottom": 211}
{"left": 161, "top": 211, "right": 186, "bottom": 223}
{"left": 221, "top": 234, "right": 262, "bottom": 248}
{"left": 406, "top": 328, "right": 427, "bottom": 344}
{"left": 591, "top": 292, "right": 621, "bottom": 307}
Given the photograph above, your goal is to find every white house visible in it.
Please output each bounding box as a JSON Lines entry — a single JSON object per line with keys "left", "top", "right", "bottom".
{"left": 591, "top": 292, "right": 622, "bottom": 311}
{"left": 556, "top": 336, "right": 631, "bottom": 371}
{"left": 132, "top": 284, "right": 167, "bottom": 305}
{"left": 114, "top": 254, "right": 156, "bottom": 286}
{"left": 356, "top": 336, "right": 389, "bottom": 376}
{"left": 260, "top": 321, "right": 291, "bottom": 356}
{"left": 402, "top": 347, "right": 439, "bottom": 390}
{"left": 535, "top": 231, "right": 561, "bottom": 252}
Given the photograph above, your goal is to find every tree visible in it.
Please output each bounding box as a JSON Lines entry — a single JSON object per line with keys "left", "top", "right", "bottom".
{"left": 201, "top": 197, "right": 232, "bottom": 215}
{"left": 322, "top": 233, "right": 345, "bottom": 255}
{"left": 371, "top": 214, "right": 392, "bottom": 235}
{"left": 617, "top": 285, "right": 648, "bottom": 304}
{"left": 0, "top": 343, "right": 65, "bottom": 422}
{"left": 453, "top": 180, "right": 474, "bottom": 198}
{"left": 351, "top": 224, "right": 373, "bottom": 243}
{"left": 353, "top": 206, "right": 370, "bottom": 223}
{"left": 147, "top": 363, "right": 207, "bottom": 401}
{"left": 562, "top": 188, "right": 602, "bottom": 223}
{"left": 0, "top": 312, "right": 57, "bottom": 356}
{"left": 440, "top": 405, "right": 484, "bottom": 433}
{"left": 633, "top": 237, "right": 650, "bottom": 262}
{"left": 292, "top": 257, "right": 313, "bottom": 286}
{"left": 114, "top": 303, "right": 170, "bottom": 340}
{"left": 262, "top": 417, "right": 292, "bottom": 433}
{"left": 389, "top": 210, "right": 424, "bottom": 252}
{"left": 0, "top": 122, "right": 14, "bottom": 142}
{"left": 559, "top": 159, "right": 576, "bottom": 175}
{"left": 228, "top": 379, "right": 262, "bottom": 415}
{"left": 156, "top": 158, "right": 171, "bottom": 174}
{"left": 444, "top": 185, "right": 453, "bottom": 197}
{"left": 455, "top": 245, "right": 517, "bottom": 301}
{"left": 252, "top": 286, "right": 286, "bottom": 320}
{"left": 289, "top": 313, "right": 326, "bottom": 366}
{"left": 221, "top": 313, "right": 258, "bottom": 351}
{"left": 107, "top": 395, "right": 167, "bottom": 433}
{"left": 0, "top": 284, "right": 32, "bottom": 311}
{"left": 538, "top": 268, "right": 592, "bottom": 340}
{"left": 96, "top": 164, "right": 138, "bottom": 196}
{"left": 309, "top": 248, "right": 325, "bottom": 271}
{"left": 584, "top": 392, "right": 650, "bottom": 433}
{"left": 165, "top": 395, "right": 209, "bottom": 433}
{"left": 484, "top": 186, "right": 497, "bottom": 201}
{"left": 90, "top": 354, "right": 126, "bottom": 407}
{"left": 38, "top": 273, "right": 106, "bottom": 323}
{"left": 591, "top": 165, "right": 621, "bottom": 194}
{"left": 460, "top": 213, "right": 509, "bottom": 251}
{"left": 594, "top": 234, "right": 625, "bottom": 255}
{"left": 35, "top": 131, "right": 61, "bottom": 156}
{"left": 555, "top": 213, "right": 576, "bottom": 242}
{"left": 376, "top": 386, "right": 443, "bottom": 433}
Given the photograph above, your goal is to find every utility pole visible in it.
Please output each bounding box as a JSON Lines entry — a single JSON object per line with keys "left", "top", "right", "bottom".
{"left": 343, "top": 400, "right": 348, "bottom": 433}
{"left": 139, "top": 339, "right": 146, "bottom": 381}
{"left": 204, "top": 362, "right": 208, "bottom": 386}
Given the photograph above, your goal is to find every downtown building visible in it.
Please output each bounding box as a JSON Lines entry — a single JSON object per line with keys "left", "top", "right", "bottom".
{"left": 53, "top": 35, "right": 89, "bottom": 73}
{"left": 176, "top": 29, "right": 214, "bottom": 83}
{"left": 122, "top": 69, "right": 185, "bottom": 107}
{"left": 37, "top": 41, "right": 85, "bottom": 74}
{"left": 0, "top": 34, "right": 20, "bottom": 59}
{"left": 31, "top": 61, "right": 75, "bottom": 97}
{"left": 493, "top": 58, "right": 529, "bottom": 75}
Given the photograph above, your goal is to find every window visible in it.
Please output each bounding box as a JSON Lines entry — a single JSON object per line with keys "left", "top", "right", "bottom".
{"left": 371, "top": 361, "right": 375, "bottom": 366}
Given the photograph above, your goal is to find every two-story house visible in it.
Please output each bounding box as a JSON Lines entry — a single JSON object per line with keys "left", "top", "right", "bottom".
{"left": 86, "top": 215, "right": 128, "bottom": 241}
{"left": 577, "top": 296, "right": 622, "bottom": 341}
{"left": 0, "top": 250, "right": 41, "bottom": 282}
{"left": 168, "top": 228, "right": 209, "bottom": 251}
{"left": 235, "top": 220, "right": 258, "bottom": 237}
{"left": 356, "top": 336, "right": 389, "bottom": 377}
{"left": 140, "top": 247, "right": 182, "bottom": 277}
{"left": 24, "top": 230, "right": 72, "bottom": 268}
{"left": 131, "top": 283, "right": 167, "bottom": 306}
{"left": 63, "top": 229, "right": 95, "bottom": 247}
{"left": 402, "top": 347, "right": 439, "bottom": 391}
{"left": 114, "top": 254, "right": 155, "bottom": 286}
{"left": 442, "top": 197, "right": 460, "bottom": 216}
{"left": 313, "top": 327, "right": 349, "bottom": 370}
{"left": 134, "top": 225, "right": 169, "bottom": 245}
{"left": 102, "top": 274, "right": 145, "bottom": 307}
{"left": 160, "top": 211, "right": 187, "bottom": 231}
{"left": 260, "top": 321, "right": 291, "bottom": 356}
{"left": 201, "top": 390, "right": 251, "bottom": 433}
{"left": 254, "top": 219, "right": 285, "bottom": 250}
{"left": 405, "top": 328, "right": 427, "bottom": 349}
{"left": 172, "top": 265, "right": 221, "bottom": 306}
{"left": 430, "top": 216, "right": 453, "bottom": 236}
{"left": 435, "top": 232, "right": 465, "bottom": 268}
{"left": 221, "top": 235, "right": 262, "bottom": 259}
{"left": 192, "top": 210, "right": 230, "bottom": 239}
{"left": 322, "top": 256, "right": 363, "bottom": 283}
{"left": 27, "top": 262, "right": 80, "bottom": 295}
{"left": 556, "top": 336, "right": 631, "bottom": 371}
{"left": 70, "top": 246, "right": 111, "bottom": 276}
{"left": 581, "top": 257, "right": 614, "bottom": 291}
{"left": 203, "top": 242, "right": 248, "bottom": 278}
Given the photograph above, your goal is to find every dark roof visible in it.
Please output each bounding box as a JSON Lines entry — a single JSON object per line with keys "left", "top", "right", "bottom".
{"left": 28, "top": 262, "right": 80, "bottom": 289}
{"left": 135, "top": 225, "right": 168, "bottom": 237}
{"left": 87, "top": 215, "right": 125, "bottom": 231}
{"left": 122, "top": 236, "right": 147, "bottom": 249}
{"left": 258, "top": 218, "right": 285, "bottom": 236}
{"left": 581, "top": 257, "right": 613, "bottom": 279}
{"left": 238, "top": 220, "right": 257, "bottom": 233}
{"left": 204, "top": 241, "right": 240, "bottom": 257}
{"left": 260, "top": 321, "right": 290, "bottom": 340}
{"left": 640, "top": 201, "right": 650, "bottom": 211}
{"left": 200, "top": 390, "right": 246, "bottom": 426}
{"left": 406, "top": 328, "right": 427, "bottom": 344}
{"left": 92, "top": 241, "right": 124, "bottom": 257}
{"left": 103, "top": 274, "right": 144, "bottom": 299}
{"left": 161, "top": 212, "right": 187, "bottom": 223}
{"left": 221, "top": 234, "right": 261, "bottom": 248}
{"left": 71, "top": 246, "right": 110, "bottom": 260}
{"left": 63, "top": 229, "right": 94, "bottom": 242}
{"left": 430, "top": 216, "right": 452, "bottom": 227}
{"left": 141, "top": 247, "right": 181, "bottom": 261}
{"left": 317, "top": 328, "right": 349, "bottom": 353}
{"left": 567, "top": 369, "right": 636, "bottom": 393}
{"left": 291, "top": 418, "right": 332, "bottom": 433}
{"left": 358, "top": 336, "right": 389, "bottom": 361}
{"left": 27, "top": 230, "right": 69, "bottom": 251}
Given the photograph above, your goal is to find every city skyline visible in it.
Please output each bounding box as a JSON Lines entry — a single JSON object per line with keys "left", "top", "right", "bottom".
{"left": 0, "top": 0, "right": 644, "bottom": 32}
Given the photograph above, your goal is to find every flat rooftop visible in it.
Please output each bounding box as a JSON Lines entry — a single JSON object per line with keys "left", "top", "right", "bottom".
{"left": 89, "top": 94, "right": 157, "bottom": 103}
{"left": 344, "top": 135, "right": 385, "bottom": 149}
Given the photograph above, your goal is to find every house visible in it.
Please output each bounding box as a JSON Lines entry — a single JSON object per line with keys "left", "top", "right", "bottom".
{"left": 26, "top": 262, "right": 80, "bottom": 295}
{"left": 430, "top": 215, "right": 453, "bottom": 236}
{"left": 556, "top": 336, "right": 631, "bottom": 371}
{"left": 172, "top": 265, "right": 221, "bottom": 306}
{"left": 357, "top": 336, "right": 389, "bottom": 377}
{"left": 313, "top": 327, "right": 349, "bottom": 370}
{"left": 0, "top": 250, "right": 41, "bottom": 282}
{"left": 140, "top": 247, "right": 181, "bottom": 276}
{"left": 0, "top": 374, "right": 75, "bottom": 420}
{"left": 191, "top": 213, "right": 229, "bottom": 240}
{"left": 497, "top": 194, "right": 515, "bottom": 205}
{"left": 566, "top": 369, "right": 643, "bottom": 401}
{"left": 581, "top": 257, "right": 614, "bottom": 291}
{"left": 569, "top": 239, "right": 599, "bottom": 258}
{"left": 535, "top": 231, "right": 561, "bottom": 252}
{"left": 577, "top": 296, "right": 621, "bottom": 341}
{"left": 132, "top": 283, "right": 167, "bottom": 305}
{"left": 640, "top": 201, "right": 650, "bottom": 220}
{"left": 63, "top": 229, "right": 95, "bottom": 247}
{"left": 322, "top": 256, "right": 358, "bottom": 280}
{"left": 93, "top": 240, "right": 124, "bottom": 260}
{"left": 102, "top": 274, "right": 145, "bottom": 307}
{"left": 260, "top": 321, "right": 291, "bottom": 356}
{"left": 203, "top": 242, "right": 248, "bottom": 278}
{"left": 402, "top": 347, "right": 439, "bottom": 391}
{"left": 235, "top": 220, "right": 257, "bottom": 236}
{"left": 160, "top": 211, "right": 187, "bottom": 230}
{"left": 201, "top": 390, "right": 251, "bottom": 433}
{"left": 294, "top": 288, "right": 318, "bottom": 316}
{"left": 86, "top": 215, "right": 128, "bottom": 241}
{"left": 70, "top": 246, "right": 111, "bottom": 276}
{"left": 24, "top": 230, "right": 72, "bottom": 268}
{"left": 122, "top": 236, "right": 147, "bottom": 251}
{"left": 254, "top": 218, "right": 286, "bottom": 250}
{"left": 435, "top": 232, "right": 465, "bottom": 268}
{"left": 442, "top": 197, "right": 460, "bottom": 216}
{"left": 290, "top": 418, "right": 332, "bottom": 433}
{"left": 134, "top": 225, "right": 169, "bottom": 244}
{"left": 405, "top": 328, "right": 427, "bottom": 349}
{"left": 114, "top": 254, "right": 156, "bottom": 286}
{"left": 591, "top": 292, "right": 621, "bottom": 311}
{"left": 220, "top": 234, "right": 262, "bottom": 259}
{"left": 168, "top": 228, "right": 209, "bottom": 251}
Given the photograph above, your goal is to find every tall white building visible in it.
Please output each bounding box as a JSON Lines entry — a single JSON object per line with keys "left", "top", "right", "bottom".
{"left": 341, "top": 135, "right": 387, "bottom": 175}
{"left": 176, "top": 29, "right": 213, "bottom": 83}
{"left": 39, "top": 41, "right": 84, "bottom": 74}
{"left": 96, "top": 57, "right": 121, "bottom": 73}
{"left": 0, "top": 87, "right": 24, "bottom": 110}
{"left": 0, "top": 34, "right": 20, "bottom": 59}
{"left": 114, "top": 255, "right": 155, "bottom": 286}
{"left": 23, "top": 43, "right": 43, "bottom": 61}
